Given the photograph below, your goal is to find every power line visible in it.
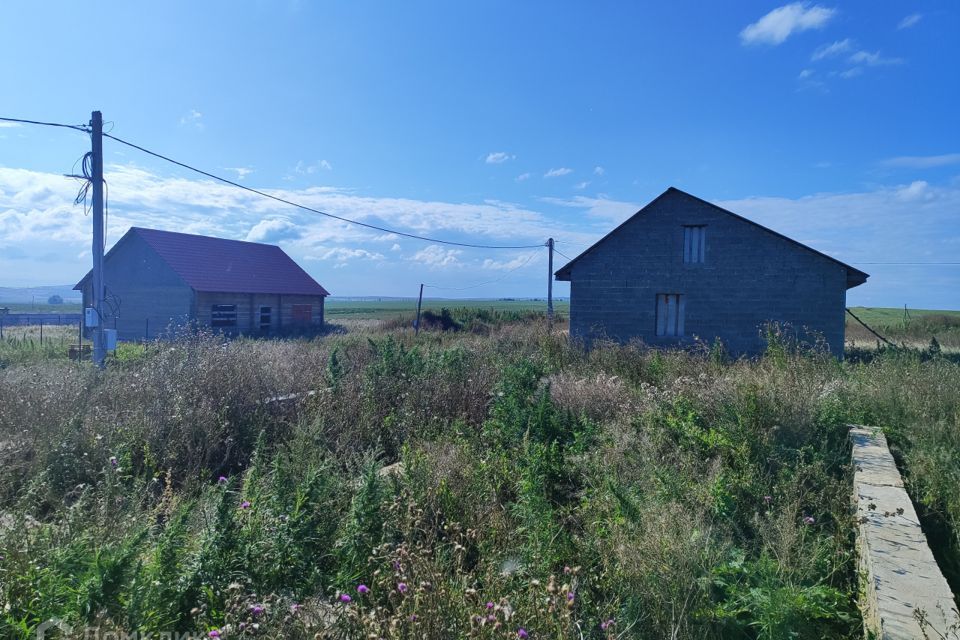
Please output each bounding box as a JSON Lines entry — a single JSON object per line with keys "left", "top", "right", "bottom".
{"left": 553, "top": 248, "right": 575, "bottom": 262}
{"left": 0, "top": 116, "right": 90, "bottom": 132}
{"left": 855, "top": 262, "right": 960, "bottom": 266}
{"left": 102, "top": 132, "right": 546, "bottom": 250}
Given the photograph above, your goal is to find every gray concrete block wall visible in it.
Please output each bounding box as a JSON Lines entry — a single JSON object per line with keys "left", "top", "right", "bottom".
{"left": 564, "top": 191, "right": 851, "bottom": 356}
{"left": 80, "top": 233, "right": 193, "bottom": 341}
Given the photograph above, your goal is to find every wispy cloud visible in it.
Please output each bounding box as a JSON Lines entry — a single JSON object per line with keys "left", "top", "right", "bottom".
{"left": 898, "top": 13, "right": 922, "bottom": 29}
{"left": 798, "top": 68, "right": 815, "bottom": 79}
{"left": 574, "top": 181, "right": 590, "bottom": 190}
{"left": 881, "top": 153, "right": 960, "bottom": 169}
{"left": 485, "top": 151, "right": 514, "bottom": 164}
{"left": 544, "top": 167, "right": 573, "bottom": 178}
{"left": 848, "top": 50, "right": 903, "bottom": 66}
{"left": 838, "top": 67, "right": 863, "bottom": 79}
{"left": 307, "top": 247, "right": 385, "bottom": 263}
{"left": 740, "top": 2, "right": 836, "bottom": 46}
{"left": 811, "top": 38, "right": 852, "bottom": 60}
{"left": 411, "top": 245, "right": 461, "bottom": 267}
{"left": 224, "top": 167, "right": 254, "bottom": 181}
{"left": 295, "top": 159, "right": 332, "bottom": 174}
{"left": 482, "top": 252, "right": 541, "bottom": 271}
{"left": 593, "top": 166, "right": 605, "bottom": 176}
{"left": 179, "top": 109, "right": 204, "bottom": 130}
{"left": 0, "top": 122, "right": 22, "bottom": 128}
{"left": 540, "top": 195, "right": 639, "bottom": 222}
{"left": 515, "top": 172, "right": 531, "bottom": 182}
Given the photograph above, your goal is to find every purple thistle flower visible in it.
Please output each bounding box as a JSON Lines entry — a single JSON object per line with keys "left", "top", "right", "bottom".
{"left": 397, "top": 582, "right": 408, "bottom": 593}
{"left": 290, "top": 603, "right": 301, "bottom": 614}
{"left": 518, "top": 629, "right": 529, "bottom": 639}
{"left": 409, "top": 614, "right": 418, "bottom": 622}
{"left": 803, "top": 515, "right": 815, "bottom": 525}
{"left": 339, "top": 593, "right": 352, "bottom": 603}
{"left": 763, "top": 495, "right": 772, "bottom": 504}
{"left": 208, "top": 631, "right": 221, "bottom": 639}
{"left": 250, "top": 604, "right": 265, "bottom": 616}
{"left": 357, "top": 584, "right": 370, "bottom": 594}
{"left": 240, "top": 500, "right": 251, "bottom": 509}
{"left": 486, "top": 601, "right": 494, "bottom": 609}
{"left": 109, "top": 456, "right": 118, "bottom": 468}
{"left": 601, "top": 618, "right": 615, "bottom": 630}
{"left": 217, "top": 476, "right": 228, "bottom": 485}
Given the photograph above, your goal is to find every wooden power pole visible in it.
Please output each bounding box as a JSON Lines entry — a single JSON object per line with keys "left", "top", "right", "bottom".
{"left": 414, "top": 283, "right": 424, "bottom": 335}
{"left": 547, "top": 238, "right": 554, "bottom": 327}
{"left": 91, "top": 111, "right": 106, "bottom": 367}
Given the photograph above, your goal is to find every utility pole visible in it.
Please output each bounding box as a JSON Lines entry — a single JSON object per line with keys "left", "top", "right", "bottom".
{"left": 91, "top": 111, "right": 106, "bottom": 367}
{"left": 546, "top": 238, "right": 554, "bottom": 328}
{"left": 414, "top": 283, "right": 424, "bottom": 335}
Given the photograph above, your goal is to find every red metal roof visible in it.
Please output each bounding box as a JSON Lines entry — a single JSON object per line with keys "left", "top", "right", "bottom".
{"left": 76, "top": 227, "right": 329, "bottom": 296}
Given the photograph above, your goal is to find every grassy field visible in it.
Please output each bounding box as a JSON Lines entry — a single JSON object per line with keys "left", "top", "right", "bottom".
{"left": 1, "top": 310, "right": 958, "bottom": 639}
{"left": 0, "top": 302, "right": 82, "bottom": 313}
{"left": 325, "top": 298, "right": 569, "bottom": 321}
{"left": 846, "top": 306, "right": 960, "bottom": 350}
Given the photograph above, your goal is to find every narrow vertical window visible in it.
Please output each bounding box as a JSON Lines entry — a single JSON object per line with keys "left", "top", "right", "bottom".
{"left": 655, "top": 294, "right": 685, "bottom": 336}
{"left": 683, "top": 225, "right": 705, "bottom": 263}
{"left": 259, "top": 306, "right": 272, "bottom": 330}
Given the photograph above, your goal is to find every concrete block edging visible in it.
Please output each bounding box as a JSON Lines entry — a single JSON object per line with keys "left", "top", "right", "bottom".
{"left": 850, "top": 425, "right": 960, "bottom": 639}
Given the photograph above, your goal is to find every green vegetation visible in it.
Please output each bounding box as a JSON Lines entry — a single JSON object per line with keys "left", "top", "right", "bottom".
{"left": 0, "top": 302, "right": 82, "bottom": 313}
{"left": 325, "top": 298, "right": 568, "bottom": 321}
{"left": 0, "top": 311, "right": 958, "bottom": 639}
{"left": 846, "top": 307, "right": 960, "bottom": 350}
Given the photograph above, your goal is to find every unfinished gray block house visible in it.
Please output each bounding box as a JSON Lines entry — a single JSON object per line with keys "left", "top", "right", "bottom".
{"left": 555, "top": 188, "right": 868, "bottom": 356}
{"left": 75, "top": 227, "right": 329, "bottom": 341}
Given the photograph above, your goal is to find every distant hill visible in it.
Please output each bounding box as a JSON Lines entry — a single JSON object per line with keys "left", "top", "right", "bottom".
{"left": 0, "top": 285, "right": 83, "bottom": 304}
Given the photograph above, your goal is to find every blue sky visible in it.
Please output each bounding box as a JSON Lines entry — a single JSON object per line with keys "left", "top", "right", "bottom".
{"left": 1, "top": 1, "right": 958, "bottom": 307}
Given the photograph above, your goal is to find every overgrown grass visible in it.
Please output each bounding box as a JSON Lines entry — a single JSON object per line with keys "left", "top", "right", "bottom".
{"left": 0, "top": 320, "right": 957, "bottom": 638}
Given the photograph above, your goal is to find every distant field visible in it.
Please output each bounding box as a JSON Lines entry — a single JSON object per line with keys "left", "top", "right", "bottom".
{"left": 846, "top": 306, "right": 960, "bottom": 350}
{"left": 325, "top": 298, "right": 569, "bottom": 321}
{"left": 0, "top": 302, "right": 82, "bottom": 313}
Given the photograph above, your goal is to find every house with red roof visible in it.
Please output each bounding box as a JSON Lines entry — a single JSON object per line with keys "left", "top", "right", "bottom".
{"left": 75, "top": 227, "right": 329, "bottom": 340}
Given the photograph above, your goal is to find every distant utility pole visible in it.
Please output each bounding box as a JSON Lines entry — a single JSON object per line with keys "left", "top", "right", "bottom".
{"left": 546, "top": 238, "right": 554, "bottom": 327}
{"left": 414, "top": 283, "right": 424, "bottom": 335}
{"left": 91, "top": 111, "right": 106, "bottom": 367}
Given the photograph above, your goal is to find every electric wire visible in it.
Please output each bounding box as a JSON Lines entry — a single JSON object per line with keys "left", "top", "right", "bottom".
{"left": 553, "top": 248, "right": 575, "bottom": 262}
{"left": 0, "top": 116, "right": 90, "bottom": 132}
{"left": 102, "top": 132, "right": 546, "bottom": 250}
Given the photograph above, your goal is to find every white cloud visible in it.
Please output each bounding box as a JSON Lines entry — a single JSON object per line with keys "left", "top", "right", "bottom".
{"left": 898, "top": 13, "right": 922, "bottom": 29}
{"left": 593, "top": 166, "right": 605, "bottom": 176}
{"left": 540, "top": 195, "right": 639, "bottom": 223}
{"left": 811, "top": 38, "right": 852, "bottom": 60}
{"left": 224, "top": 167, "right": 254, "bottom": 181}
{"left": 179, "top": 109, "right": 204, "bottom": 130}
{"left": 740, "top": 2, "right": 836, "bottom": 46}
{"left": 485, "top": 152, "right": 514, "bottom": 164}
{"left": 308, "top": 247, "right": 385, "bottom": 262}
{"left": 482, "top": 252, "right": 540, "bottom": 271}
{"left": 0, "top": 122, "right": 22, "bottom": 128}
{"left": 848, "top": 50, "right": 903, "bottom": 66}
{"left": 882, "top": 153, "right": 960, "bottom": 169}
{"left": 544, "top": 167, "right": 573, "bottom": 178}
{"left": 798, "top": 69, "right": 815, "bottom": 79}
{"left": 390, "top": 243, "right": 401, "bottom": 251}
{"left": 295, "top": 159, "right": 333, "bottom": 175}
{"left": 515, "top": 172, "right": 531, "bottom": 182}
{"left": 245, "top": 218, "right": 301, "bottom": 243}
{"left": 411, "top": 245, "right": 461, "bottom": 268}
{"left": 839, "top": 67, "right": 862, "bottom": 79}
{"left": 574, "top": 181, "right": 590, "bottom": 190}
